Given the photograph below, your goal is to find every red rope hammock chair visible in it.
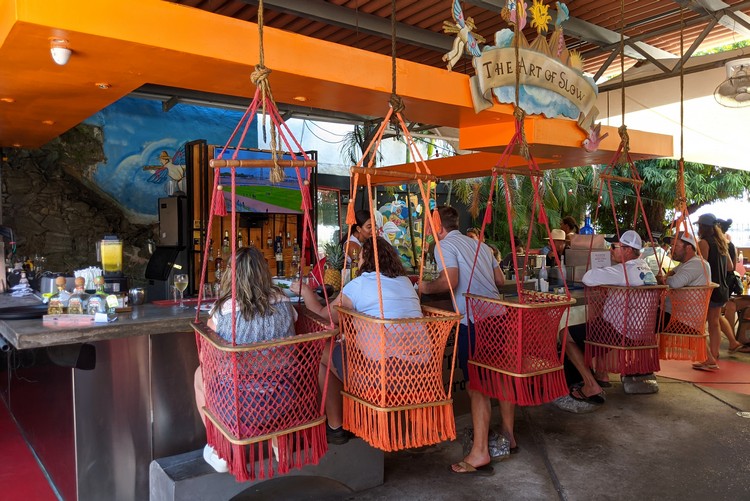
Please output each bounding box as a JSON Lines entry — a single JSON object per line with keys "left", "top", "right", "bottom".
{"left": 657, "top": 14, "right": 715, "bottom": 362}
{"left": 190, "top": 0, "right": 336, "bottom": 481}
{"left": 337, "top": 104, "right": 462, "bottom": 452}
{"left": 465, "top": 111, "right": 575, "bottom": 406}
{"left": 582, "top": 1, "right": 666, "bottom": 376}
{"left": 582, "top": 128, "right": 666, "bottom": 375}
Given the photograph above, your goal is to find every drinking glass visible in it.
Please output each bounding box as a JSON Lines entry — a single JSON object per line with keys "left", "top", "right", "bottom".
{"left": 174, "top": 274, "right": 189, "bottom": 308}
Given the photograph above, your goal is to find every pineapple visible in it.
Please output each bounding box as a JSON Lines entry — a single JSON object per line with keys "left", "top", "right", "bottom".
{"left": 323, "top": 240, "right": 345, "bottom": 291}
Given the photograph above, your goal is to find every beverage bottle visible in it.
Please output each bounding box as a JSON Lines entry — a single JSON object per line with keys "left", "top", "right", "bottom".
{"left": 87, "top": 276, "right": 108, "bottom": 314}
{"left": 580, "top": 215, "right": 594, "bottom": 235}
{"left": 286, "top": 232, "right": 291, "bottom": 248}
{"left": 47, "top": 276, "right": 70, "bottom": 315}
{"left": 68, "top": 277, "right": 89, "bottom": 315}
{"left": 350, "top": 249, "right": 359, "bottom": 280}
{"left": 291, "top": 239, "right": 300, "bottom": 277}
{"left": 207, "top": 239, "right": 214, "bottom": 262}
{"left": 538, "top": 261, "right": 548, "bottom": 291}
{"left": 275, "top": 233, "right": 285, "bottom": 277}
{"left": 237, "top": 231, "right": 244, "bottom": 249}
{"left": 266, "top": 232, "right": 273, "bottom": 248}
{"left": 221, "top": 231, "right": 230, "bottom": 256}
{"left": 559, "top": 256, "right": 567, "bottom": 284}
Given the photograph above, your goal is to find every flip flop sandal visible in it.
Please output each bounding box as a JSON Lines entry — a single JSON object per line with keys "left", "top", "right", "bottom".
{"left": 570, "top": 385, "right": 606, "bottom": 405}
{"left": 449, "top": 461, "right": 495, "bottom": 476}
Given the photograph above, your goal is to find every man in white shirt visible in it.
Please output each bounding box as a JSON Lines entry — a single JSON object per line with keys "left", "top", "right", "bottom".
{"left": 559, "top": 230, "right": 656, "bottom": 409}
{"left": 662, "top": 232, "right": 711, "bottom": 306}
{"left": 420, "top": 206, "right": 508, "bottom": 475}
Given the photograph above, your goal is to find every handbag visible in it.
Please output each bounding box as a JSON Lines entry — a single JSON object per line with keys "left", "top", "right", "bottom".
{"left": 726, "top": 270, "right": 744, "bottom": 296}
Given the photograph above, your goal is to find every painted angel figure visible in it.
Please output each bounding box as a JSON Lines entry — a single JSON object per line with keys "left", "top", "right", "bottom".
{"left": 143, "top": 144, "right": 186, "bottom": 195}
{"left": 502, "top": 0, "right": 528, "bottom": 30}
{"left": 442, "top": 0, "right": 485, "bottom": 71}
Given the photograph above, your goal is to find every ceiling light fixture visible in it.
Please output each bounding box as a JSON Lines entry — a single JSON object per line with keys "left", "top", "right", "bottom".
{"left": 49, "top": 38, "right": 72, "bottom": 66}
{"left": 0, "top": 97, "right": 15, "bottom": 103}
{"left": 42, "top": 120, "right": 55, "bottom": 125}
{"left": 95, "top": 82, "right": 111, "bottom": 89}
{"left": 293, "top": 96, "right": 308, "bottom": 102}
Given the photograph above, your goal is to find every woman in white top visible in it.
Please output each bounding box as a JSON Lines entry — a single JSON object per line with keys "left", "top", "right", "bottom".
{"left": 294, "top": 236, "right": 425, "bottom": 443}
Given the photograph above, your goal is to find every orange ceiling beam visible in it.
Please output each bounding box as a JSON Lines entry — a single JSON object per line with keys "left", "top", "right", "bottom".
{"left": 0, "top": 0, "right": 671, "bottom": 173}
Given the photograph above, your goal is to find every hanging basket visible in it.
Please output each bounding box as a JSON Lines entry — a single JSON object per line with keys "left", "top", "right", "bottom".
{"left": 193, "top": 307, "right": 336, "bottom": 482}
{"left": 658, "top": 284, "right": 716, "bottom": 361}
{"left": 466, "top": 291, "right": 575, "bottom": 406}
{"left": 584, "top": 285, "right": 666, "bottom": 375}
{"left": 337, "top": 305, "right": 461, "bottom": 452}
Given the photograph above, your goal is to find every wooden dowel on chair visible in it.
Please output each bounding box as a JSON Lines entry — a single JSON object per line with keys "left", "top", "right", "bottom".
{"left": 209, "top": 159, "right": 317, "bottom": 169}
{"left": 351, "top": 166, "right": 437, "bottom": 182}
{"left": 599, "top": 174, "right": 645, "bottom": 186}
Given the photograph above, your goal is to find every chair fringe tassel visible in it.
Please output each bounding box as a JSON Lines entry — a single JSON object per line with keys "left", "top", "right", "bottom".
{"left": 468, "top": 365, "right": 568, "bottom": 406}
{"left": 205, "top": 419, "right": 327, "bottom": 482}
{"left": 585, "top": 344, "right": 661, "bottom": 375}
{"left": 342, "top": 396, "right": 456, "bottom": 452}
{"left": 658, "top": 333, "right": 707, "bottom": 362}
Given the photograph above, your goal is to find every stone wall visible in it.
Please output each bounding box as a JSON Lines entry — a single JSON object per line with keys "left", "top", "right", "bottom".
{"left": 1, "top": 125, "right": 154, "bottom": 285}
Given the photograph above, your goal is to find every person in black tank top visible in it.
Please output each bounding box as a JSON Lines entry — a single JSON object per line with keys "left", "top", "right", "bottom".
{"left": 695, "top": 214, "right": 741, "bottom": 370}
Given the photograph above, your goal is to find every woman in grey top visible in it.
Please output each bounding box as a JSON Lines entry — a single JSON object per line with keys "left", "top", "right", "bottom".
{"left": 195, "top": 246, "right": 297, "bottom": 472}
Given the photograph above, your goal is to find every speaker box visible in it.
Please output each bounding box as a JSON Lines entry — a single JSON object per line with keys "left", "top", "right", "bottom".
{"left": 158, "top": 196, "right": 188, "bottom": 246}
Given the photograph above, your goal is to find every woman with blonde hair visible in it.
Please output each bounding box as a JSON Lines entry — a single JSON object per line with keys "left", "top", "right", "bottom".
{"left": 194, "top": 246, "right": 297, "bottom": 471}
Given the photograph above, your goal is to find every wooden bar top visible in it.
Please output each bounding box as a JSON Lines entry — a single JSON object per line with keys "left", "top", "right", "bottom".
{"left": 0, "top": 294, "right": 199, "bottom": 350}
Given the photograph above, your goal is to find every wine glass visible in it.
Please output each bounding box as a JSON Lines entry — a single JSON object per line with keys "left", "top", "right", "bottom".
{"left": 174, "top": 274, "right": 189, "bottom": 308}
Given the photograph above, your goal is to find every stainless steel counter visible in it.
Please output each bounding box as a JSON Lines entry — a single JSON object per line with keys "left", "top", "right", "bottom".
{"left": 0, "top": 296, "right": 205, "bottom": 500}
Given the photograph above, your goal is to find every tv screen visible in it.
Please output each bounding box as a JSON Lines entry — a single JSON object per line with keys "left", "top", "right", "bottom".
{"left": 215, "top": 148, "right": 308, "bottom": 214}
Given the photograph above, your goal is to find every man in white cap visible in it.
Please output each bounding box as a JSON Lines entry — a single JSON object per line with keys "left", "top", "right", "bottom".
{"left": 556, "top": 230, "right": 656, "bottom": 411}
{"left": 658, "top": 231, "right": 712, "bottom": 326}
{"left": 546, "top": 229, "right": 568, "bottom": 267}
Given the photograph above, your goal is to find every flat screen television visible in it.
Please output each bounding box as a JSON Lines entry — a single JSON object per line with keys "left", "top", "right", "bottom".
{"left": 215, "top": 148, "right": 310, "bottom": 214}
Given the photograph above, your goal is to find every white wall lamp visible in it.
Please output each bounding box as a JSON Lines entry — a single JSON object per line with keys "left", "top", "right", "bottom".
{"left": 50, "top": 38, "right": 72, "bottom": 66}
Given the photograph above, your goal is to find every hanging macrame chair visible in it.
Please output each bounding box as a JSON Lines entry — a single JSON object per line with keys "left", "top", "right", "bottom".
{"left": 582, "top": 131, "right": 666, "bottom": 375}
{"left": 337, "top": 105, "right": 462, "bottom": 452}
{"left": 191, "top": 0, "right": 337, "bottom": 482}
{"left": 333, "top": 0, "right": 461, "bottom": 452}
{"left": 465, "top": 110, "right": 575, "bottom": 406}
{"left": 657, "top": 8, "right": 716, "bottom": 362}
{"left": 582, "top": 0, "right": 666, "bottom": 376}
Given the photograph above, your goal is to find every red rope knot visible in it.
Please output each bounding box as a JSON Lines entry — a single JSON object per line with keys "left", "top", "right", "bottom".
{"left": 513, "top": 106, "right": 529, "bottom": 160}
{"left": 251, "top": 65, "right": 272, "bottom": 86}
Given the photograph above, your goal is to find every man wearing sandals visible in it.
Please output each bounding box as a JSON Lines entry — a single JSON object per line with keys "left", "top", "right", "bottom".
{"left": 420, "top": 206, "right": 510, "bottom": 476}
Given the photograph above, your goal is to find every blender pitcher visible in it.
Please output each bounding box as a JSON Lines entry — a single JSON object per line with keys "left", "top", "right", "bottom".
{"left": 99, "top": 236, "right": 123, "bottom": 277}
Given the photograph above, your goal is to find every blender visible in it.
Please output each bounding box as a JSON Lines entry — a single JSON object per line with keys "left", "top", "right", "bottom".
{"left": 99, "top": 235, "right": 129, "bottom": 293}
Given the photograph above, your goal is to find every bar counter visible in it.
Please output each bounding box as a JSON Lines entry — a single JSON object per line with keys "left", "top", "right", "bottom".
{"left": 0, "top": 297, "right": 197, "bottom": 350}
{"left": 0, "top": 294, "right": 205, "bottom": 501}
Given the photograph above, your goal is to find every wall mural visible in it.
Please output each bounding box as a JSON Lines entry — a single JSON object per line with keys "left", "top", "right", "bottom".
{"left": 84, "top": 97, "right": 256, "bottom": 222}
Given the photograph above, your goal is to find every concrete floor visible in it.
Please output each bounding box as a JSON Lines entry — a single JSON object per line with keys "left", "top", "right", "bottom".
{"left": 240, "top": 353, "right": 750, "bottom": 501}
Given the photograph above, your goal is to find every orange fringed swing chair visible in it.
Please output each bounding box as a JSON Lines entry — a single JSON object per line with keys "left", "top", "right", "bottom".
{"left": 334, "top": 0, "right": 461, "bottom": 452}
{"left": 336, "top": 106, "right": 462, "bottom": 452}
{"left": 465, "top": 110, "right": 575, "bottom": 406}
{"left": 191, "top": 0, "right": 337, "bottom": 482}
{"left": 657, "top": 11, "right": 716, "bottom": 362}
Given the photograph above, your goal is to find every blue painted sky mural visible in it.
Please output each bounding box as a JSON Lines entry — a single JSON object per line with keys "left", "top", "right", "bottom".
{"left": 84, "top": 97, "right": 257, "bottom": 222}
